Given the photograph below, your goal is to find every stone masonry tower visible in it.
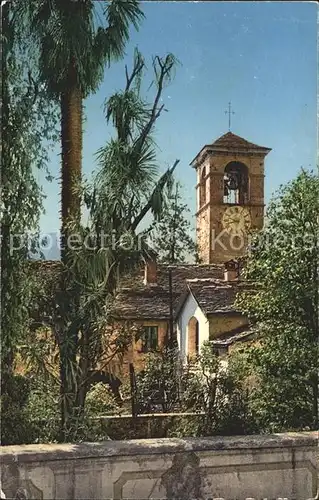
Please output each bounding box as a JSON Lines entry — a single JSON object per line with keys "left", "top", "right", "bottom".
{"left": 190, "top": 132, "right": 271, "bottom": 264}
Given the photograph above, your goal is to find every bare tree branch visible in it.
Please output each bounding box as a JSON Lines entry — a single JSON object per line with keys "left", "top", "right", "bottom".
{"left": 125, "top": 51, "right": 144, "bottom": 92}
{"left": 133, "top": 54, "right": 175, "bottom": 155}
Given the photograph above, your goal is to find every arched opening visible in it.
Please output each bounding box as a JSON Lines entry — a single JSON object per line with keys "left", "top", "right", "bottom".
{"left": 199, "top": 166, "right": 206, "bottom": 207}
{"left": 223, "top": 161, "right": 249, "bottom": 204}
{"left": 187, "top": 317, "right": 199, "bottom": 356}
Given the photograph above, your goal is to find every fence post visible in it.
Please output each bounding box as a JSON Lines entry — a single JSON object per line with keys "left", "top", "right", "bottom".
{"left": 129, "top": 363, "right": 137, "bottom": 417}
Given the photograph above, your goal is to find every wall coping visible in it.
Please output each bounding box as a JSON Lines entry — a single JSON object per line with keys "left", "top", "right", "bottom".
{"left": 1, "top": 432, "right": 317, "bottom": 464}
{"left": 91, "top": 412, "right": 206, "bottom": 419}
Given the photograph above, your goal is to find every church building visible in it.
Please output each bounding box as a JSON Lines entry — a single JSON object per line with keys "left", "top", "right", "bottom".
{"left": 111, "top": 131, "right": 271, "bottom": 370}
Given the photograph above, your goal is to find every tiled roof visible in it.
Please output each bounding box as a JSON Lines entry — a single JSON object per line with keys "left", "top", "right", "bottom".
{"left": 211, "top": 132, "right": 270, "bottom": 151}
{"left": 30, "top": 260, "right": 243, "bottom": 321}
{"left": 187, "top": 278, "right": 242, "bottom": 315}
{"left": 190, "top": 131, "right": 271, "bottom": 166}
{"left": 211, "top": 325, "right": 257, "bottom": 347}
{"left": 113, "top": 264, "right": 224, "bottom": 320}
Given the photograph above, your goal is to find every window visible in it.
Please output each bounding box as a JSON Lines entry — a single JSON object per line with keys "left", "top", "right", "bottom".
{"left": 223, "top": 161, "right": 249, "bottom": 205}
{"left": 216, "top": 346, "right": 228, "bottom": 358}
{"left": 141, "top": 326, "right": 158, "bottom": 352}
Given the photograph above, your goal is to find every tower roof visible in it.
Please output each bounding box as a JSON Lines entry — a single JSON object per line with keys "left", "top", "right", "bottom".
{"left": 190, "top": 131, "right": 271, "bottom": 167}
{"left": 211, "top": 131, "right": 270, "bottom": 151}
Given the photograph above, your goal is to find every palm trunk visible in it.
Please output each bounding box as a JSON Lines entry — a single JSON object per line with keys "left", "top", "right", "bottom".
{"left": 61, "top": 84, "right": 82, "bottom": 253}
{"left": 59, "top": 80, "right": 83, "bottom": 441}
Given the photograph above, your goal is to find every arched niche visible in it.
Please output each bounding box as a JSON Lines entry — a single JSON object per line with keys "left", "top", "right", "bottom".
{"left": 187, "top": 316, "right": 199, "bottom": 356}
{"left": 199, "top": 166, "right": 206, "bottom": 207}
{"left": 223, "top": 161, "right": 249, "bottom": 204}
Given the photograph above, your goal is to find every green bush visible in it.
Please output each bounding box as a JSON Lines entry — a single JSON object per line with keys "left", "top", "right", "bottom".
{"left": 85, "top": 382, "right": 121, "bottom": 416}
{"left": 135, "top": 346, "right": 181, "bottom": 413}
{"left": 1, "top": 374, "right": 35, "bottom": 445}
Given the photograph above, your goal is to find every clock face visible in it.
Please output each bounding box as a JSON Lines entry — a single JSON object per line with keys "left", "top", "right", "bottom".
{"left": 222, "top": 206, "right": 251, "bottom": 235}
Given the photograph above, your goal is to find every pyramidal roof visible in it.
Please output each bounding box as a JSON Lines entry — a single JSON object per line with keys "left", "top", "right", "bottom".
{"left": 211, "top": 131, "right": 270, "bottom": 151}
{"left": 190, "top": 131, "right": 271, "bottom": 166}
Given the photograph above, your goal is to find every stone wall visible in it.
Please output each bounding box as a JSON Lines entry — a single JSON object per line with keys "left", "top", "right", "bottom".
{"left": 1, "top": 432, "right": 317, "bottom": 499}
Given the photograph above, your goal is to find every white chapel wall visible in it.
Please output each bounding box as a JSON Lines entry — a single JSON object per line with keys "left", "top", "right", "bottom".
{"left": 177, "top": 292, "right": 209, "bottom": 360}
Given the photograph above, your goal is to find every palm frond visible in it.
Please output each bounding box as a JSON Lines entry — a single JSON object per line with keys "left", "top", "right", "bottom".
{"left": 16, "top": 0, "right": 143, "bottom": 97}
{"left": 103, "top": 0, "right": 144, "bottom": 59}
{"left": 105, "top": 91, "right": 148, "bottom": 141}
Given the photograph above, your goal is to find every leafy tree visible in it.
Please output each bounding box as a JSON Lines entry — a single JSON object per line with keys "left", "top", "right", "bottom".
{"left": 150, "top": 181, "right": 197, "bottom": 263}
{"left": 1, "top": 1, "right": 58, "bottom": 444}
{"left": 236, "top": 170, "right": 319, "bottom": 432}
{"left": 89, "top": 49, "right": 179, "bottom": 242}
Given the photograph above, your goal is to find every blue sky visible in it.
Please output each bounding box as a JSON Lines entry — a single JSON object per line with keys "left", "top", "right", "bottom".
{"left": 38, "top": 1, "right": 317, "bottom": 236}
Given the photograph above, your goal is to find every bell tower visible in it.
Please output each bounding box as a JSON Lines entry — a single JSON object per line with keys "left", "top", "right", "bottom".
{"left": 190, "top": 132, "right": 271, "bottom": 264}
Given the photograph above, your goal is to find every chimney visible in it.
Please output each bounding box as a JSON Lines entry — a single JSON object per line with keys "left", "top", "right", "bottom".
{"left": 224, "top": 259, "right": 239, "bottom": 282}
{"left": 144, "top": 258, "right": 157, "bottom": 286}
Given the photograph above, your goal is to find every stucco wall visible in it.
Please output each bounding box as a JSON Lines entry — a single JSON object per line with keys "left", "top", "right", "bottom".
{"left": 104, "top": 320, "right": 169, "bottom": 378}
{"left": 209, "top": 313, "right": 249, "bottom": 339}
{"left": 122, "top": 320, "right": 168, "bottom": 374}
{"left": 1, "top": 432, "right": 317, "bottom": 500}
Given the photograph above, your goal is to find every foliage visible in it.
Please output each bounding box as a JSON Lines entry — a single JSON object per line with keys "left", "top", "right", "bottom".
{"left": 23, "top": 375, "right": 60, "bottom": 444}
{"left": 17, "top": 0, "right": 145, "bottom": 99}
{"left": 236, "top": 170, "right": 319, "bottom": 432}
{"left": 1, "top": 1, "right": 57, "bottom": 369}
{"left": 135, "top": 346, "right": 181, "bottom": 413}
{"left": 17, "top": 0, "right": 145, "bottom": 230}
{"left": 85, "top": 382, "right": 121, "bottom": 416}
{"left": 13, "top": 0, "right": 146, "bottom": 441}
{"left": 179, "top": 343, "right": 255, "bottom": 436}
{"left": 88, "top": 48, "right": 180, "bottom": 239}
{"left": 5, "top": 375, "right": 121, "bottom": 445}
{"left": 1, "top": 375, "right": 33, "bottom": 445}
{"left": 2, "top": 370, "right": 58, "bottom": 446}
{"left": 1, "top": 2, "right": 58, "bottom": 445}
{"left": 135, "top": 342, "right": 255, "bottom": 437}
{"left": 32, "top": 256, "right": 135, "bottom": 440}
{"left": 3, "top": 1, "right": 180, "bottom": 443}
{"left": 150, "top": 181, "right": 197, "bottom": 264}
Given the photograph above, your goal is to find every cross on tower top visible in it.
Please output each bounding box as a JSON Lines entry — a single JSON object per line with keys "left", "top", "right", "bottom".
{"left": 225, "top": 101, "right": 235, "bottom": 131}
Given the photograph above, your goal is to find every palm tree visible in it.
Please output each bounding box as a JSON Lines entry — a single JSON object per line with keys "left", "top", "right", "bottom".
{"left": 15, "top": 2, "right": 180, "bottom": 441}
{"left": 18, "top": 0, "right": 144, "bottom": 249}
{"left": 14, "top": 0, "right": 144, "bottom": 439}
